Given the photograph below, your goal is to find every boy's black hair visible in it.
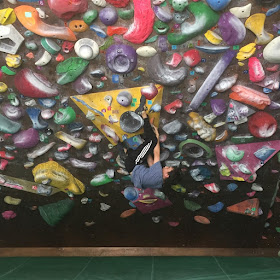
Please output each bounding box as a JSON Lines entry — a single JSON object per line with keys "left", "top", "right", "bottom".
{"left": 163, "top": 167, "right": 182, "bottom": 186}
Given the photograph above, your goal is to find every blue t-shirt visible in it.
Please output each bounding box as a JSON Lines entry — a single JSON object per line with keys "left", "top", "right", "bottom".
{"left": 131, "top": 161, "right": 163, "bottom": 189}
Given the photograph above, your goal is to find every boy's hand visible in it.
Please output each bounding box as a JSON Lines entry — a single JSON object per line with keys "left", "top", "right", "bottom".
{"left": 141, "top": 110, "right": 148, "bottom": 119}
{"left": 151, "top": 124, "right": 159, "bottom": 138}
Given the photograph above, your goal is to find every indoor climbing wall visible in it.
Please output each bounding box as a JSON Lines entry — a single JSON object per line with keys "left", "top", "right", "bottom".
{"left": 0, "top": 0, "right": 280, "bottom": 252}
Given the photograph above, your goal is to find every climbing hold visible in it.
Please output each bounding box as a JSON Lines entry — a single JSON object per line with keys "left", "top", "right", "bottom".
{"left": 26, "top": 107, "right": 48, "bottom": 130}
{"left": 187, "top": 112, "right": 216, "bottom": 142}
{"left": 123, "top": 0, "right": 155, "bottom": 44}
{"left": 186, "top": 50, "right": 236, "bottom": 112}
{"left": 229, "top": 4, "right": 252, "bottom": 18}
{"left": 90, "top": 174, "right": 113, "bottom": 186}
{"left": 33, "top": 161, "right": 85, "bottom": 194}
{"left": 184, "top": 199, "right": 201, "bottom": 211}
{"left": 218, "top": 12, "right": 246, "bottom": 46}
{"left": 206, "top": 0, "right": 231, "bottom": 11}
{"left": 236, "top": 43, "right": 256, "bottom": 61}
{"left": 83, "top": 10, "right": 98, "bottom": 25}
{"left": 0, "top": 24, "right": 24, "bottom": 55}
{"left": 14, "top": 69, "right": 59, "bottom": 98}
{"left": 168, "top": 2, "right": 219, "bottom": 45}
{"left": 4, "top": 196, "right": 21, "bottom": 205}
{"left": 106, "top": 44, "right": 137, "bottom": 74}
{"left": 263, "top": 36, "right": 280, "bottom": 63}
{"left": 153, "top": 20, "right": 170, "bottom": 35}
{"left": 2, "top": 104, "right": 24, "bottom": 121}
{"left": 39, "top": 199, "right": 75, "bottom": 226}
{"left": 92, "top": 0, "right": 106, "bottom": 7}
{"left": 204, "top": 183, "right": 220, "bottom": 193}
{"left": 147, "top": 54, "right": 187, "bottom": 86}
{"left": 14, "top": 5, "right": 77, "bottom": 41}
{"left": 229, "top": 85, "right": 271, "bottom": 110}
{"left": 204, "top": 30, "right": 223, "bottom": 45}
{"left": 227, "top": 198, "right": 259, "bottom": 217}
{"left": 245, "top": 13, "right": 273, "bottom": 45}
{"left": 171, "top": 0, "right": 189, "bottom": 12}
{"left": 226, "top": 146, "right": 245, "bottom": 162}
{"left": 210, "top": 99, "right": 227, "bottom": 116}
{"left": 136, "top": 46, "right": 157, "bottom": 57}
{"left": 27, "top": 142, "right": 56, "bottom": 160}
{"left": 153, "top": 5, "right": 173, "bottom": 23}
{"left": 56, "top": 57, "right": 89, "bottom": 85}
{"left": 248, "top": 112, "right": 277, "bottom": 138}
{"left": 183, "top": 49, "right": 201, "bottom": 67}
{"left": 5, "top": 54, "right": 22, "bottom": 68}
{"left": 2, "top": 211, "right": 16, "bottom": 220}
{"left": 215, "top": 74, "right": 238, "bottom": 92}
{"left": 13, "top": 128, "right": 39, "bottom": 149}
{"left": 55, "top": 131, "right": 87, "bottom": 150}
{"left": 99, "top": 7, "right": 118, "bottom": 26}
{"left": 194, "top": 215, "right": 210, "bottom": 225}
{"left": 164, "top": 99, "right": 183, "bottom": 114}
{"left": 248, "top": 57, "right": 265, "bottom": 82}
{"left": 208, "top": 202, "right": 224, "bottom": 213}
{"left": 35, "top": 51, "right": 52, "bottom": 66}
{"left": 48, "top": 0, "right": 88, "bottom": 20}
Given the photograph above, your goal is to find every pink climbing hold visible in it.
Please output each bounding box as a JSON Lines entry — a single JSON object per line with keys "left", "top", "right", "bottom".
{"left": 183, "top": 49, "right": 201, "bottom": 67}
{"left": 266, "top": 65, "right": 279, "bottom": 72}
{"left": 2, "top": 210, "right": 17, "bottom": 220}
{"left": 0, "top": 159, "right": 8, "bottom": 170}
{"left": 248, "top": 57, "right": 265, "bottom": 82}
{"left": 140, "top": 84, "right": 158, "bottom": 100}
{"left": 166, "top": 53, "right": 183, "bottom": 67}
{"left": 106, "top": 0, "right": 130, "bottom": 8}
{"left": 48, "top": 0, "right": 88, "bottom": 20}
{"left": 123, "top": 0, "right": 155, "bottom": 44}
{"left": 164, "top": 99, "right": 183, "bottom": 114}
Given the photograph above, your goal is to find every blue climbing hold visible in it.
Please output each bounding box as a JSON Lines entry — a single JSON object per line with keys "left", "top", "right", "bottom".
{"left": 206, "top": 0, "right": 231, "bottom": 11}
{"left": 227, "top": 183, "right": 238, "bottom": 192}
{"left": 208, "top": 202, "right": 224, "bottom": 213}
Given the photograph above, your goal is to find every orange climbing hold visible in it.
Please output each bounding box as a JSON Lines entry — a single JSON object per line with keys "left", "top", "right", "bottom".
{"left": 107, "top": 26, "right": 128, "bottom": 36}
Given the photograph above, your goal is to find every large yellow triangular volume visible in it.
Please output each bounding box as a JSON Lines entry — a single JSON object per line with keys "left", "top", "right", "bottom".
{"left": 70, "top": 85, "right": 163, "bottom": 145}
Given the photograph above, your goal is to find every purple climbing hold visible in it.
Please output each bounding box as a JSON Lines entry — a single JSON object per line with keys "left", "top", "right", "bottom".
{"left": 210, "top": 99, "right": 227, "bottom": 116}
{"left": 12, "top": 128, "right": 40, "bottom": 149}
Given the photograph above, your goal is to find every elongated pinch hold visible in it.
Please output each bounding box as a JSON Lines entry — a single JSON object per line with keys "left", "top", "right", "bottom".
{"left": 123, "top": 0, "right": 155, "bottom": 44}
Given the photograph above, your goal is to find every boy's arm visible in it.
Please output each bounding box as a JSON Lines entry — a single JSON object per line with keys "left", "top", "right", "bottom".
{"left": 147, "top": 154, "right": 154, "bottom": 167}
{"left": 153, "top": 125, "right": 160, "bottom": 164}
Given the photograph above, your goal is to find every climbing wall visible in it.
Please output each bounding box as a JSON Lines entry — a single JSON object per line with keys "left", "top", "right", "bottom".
{"left": 0, "top": 0, "right": 280, "bottom": 254}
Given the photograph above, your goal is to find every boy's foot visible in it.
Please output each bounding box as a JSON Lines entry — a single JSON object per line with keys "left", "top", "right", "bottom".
{"left": 135, "top": 95, "right": 147, "bottom": 115}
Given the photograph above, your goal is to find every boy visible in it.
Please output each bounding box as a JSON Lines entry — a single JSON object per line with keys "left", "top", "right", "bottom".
{"left": 124, "top": 110, "right": 174, "bottom": 189}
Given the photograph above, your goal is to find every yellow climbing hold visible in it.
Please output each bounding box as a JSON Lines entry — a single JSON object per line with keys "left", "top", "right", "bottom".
{"left": 0, "top": 82, "right": 8, "bottom": 93}
{"left": 0, "top": 8, "right": 16, "bottom": 25}
{"left": 245, "top": 13, "right": 274, "bottom": 45}
{"left": 5, "top": 54, "right": 22, "bottom": 68}
{"left": 138, "top": 67, "right": 145, "bottom": 72}
{"left": 236, "top": 43, "right": 256, "bottom": 61}
{"left": 238, "top": 62, "right": 245, "bottom": 66}
{"left": 4, "top": 196, "right": 22, "bottom": 205}
{"left": 232, "top": 176, "right": 245, "bottom": 182}
{"left": 204, "top": 30, "right": 223, "bottom": 45}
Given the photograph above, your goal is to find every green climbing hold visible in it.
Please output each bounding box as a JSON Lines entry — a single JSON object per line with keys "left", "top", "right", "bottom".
{"left": 1, "top": 66, "right": 16, "bottom": 75}
{"left": 39, "top": 199, "right": 75, "bottom": 227}
{"left": 54, "top": 107, "right": 76, "bottom": 125}
{"left": 90, "top": 174, "right": 113, "bottom": 186}
{"left": 276, "top": 227, "right": 280, "bottom": 233}
{"left": 25, "top": 41, "right": 38, "bottom": 51}
{"left": 153, "top": 20, "right": 170, "bottom": 35}
{"left": 118, "top": 9, "right": 134, "bottom": 20}
{"left": 100, "top": 36, "right": 114, "bottom": 51}
{"left": 231, "top": 135, "right": 255, "bottom": 144}
{"left": 83, "top": 10, "right": 98, "bottom": 25}
{"left": 171, "top": 184, "right": 186, "bottom": 193}
{"left": 0, "top": 113, "right": 21, "bottom": 134}
{"left": 145, "top": 35, "right": 158, "bottom": 43}
{"left": 56, "top": 57, "right": 89, "bottom": 85}
{"left": 277, "top": 152, "right": 280, "bottom": 163}
{"left": 39, "top": 133, "right": 49, "bottom": 143}
{"left": 184, "top": 199, "right": 201, "bottom": 211}
{"left": 168, "top": 2, "right": 219, "bottom": 45}
{"left": 226, "top": 147, "right": 245, "bottom": 162}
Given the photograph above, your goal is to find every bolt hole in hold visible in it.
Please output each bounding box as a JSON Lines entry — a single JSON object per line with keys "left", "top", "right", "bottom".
{"left": 75, "top": 25, "right": 78, "bottom": 28}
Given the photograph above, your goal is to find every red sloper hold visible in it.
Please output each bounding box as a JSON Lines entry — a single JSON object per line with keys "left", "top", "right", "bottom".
{"left": 48, "top": 0, "right": 88, "bottom": 21}
{"left": 183, "top": 49, "right": 201, "bottom": 67}
{"left": 106, "top": 0, "right": 130, "bottom": 8}
{"left": 248, "top": 111, "right": 277, "bottom": 138}
{"left": 14, "top": 69, "right": 59, "bottom": 98}
{"left": 123, "top": 0, "right": 155, "bottom": 44}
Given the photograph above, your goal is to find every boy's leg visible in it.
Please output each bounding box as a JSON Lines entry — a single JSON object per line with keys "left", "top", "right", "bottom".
{"left": 125, "top": 114, "right": 158, "bottom": 172}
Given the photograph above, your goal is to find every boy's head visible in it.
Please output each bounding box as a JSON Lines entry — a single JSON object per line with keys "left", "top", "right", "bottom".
{"left": 162, "top": 166, "right": 181, "bottom": 185}
{"left": 162, "top": 166, "right": 174, "bottom": 180}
